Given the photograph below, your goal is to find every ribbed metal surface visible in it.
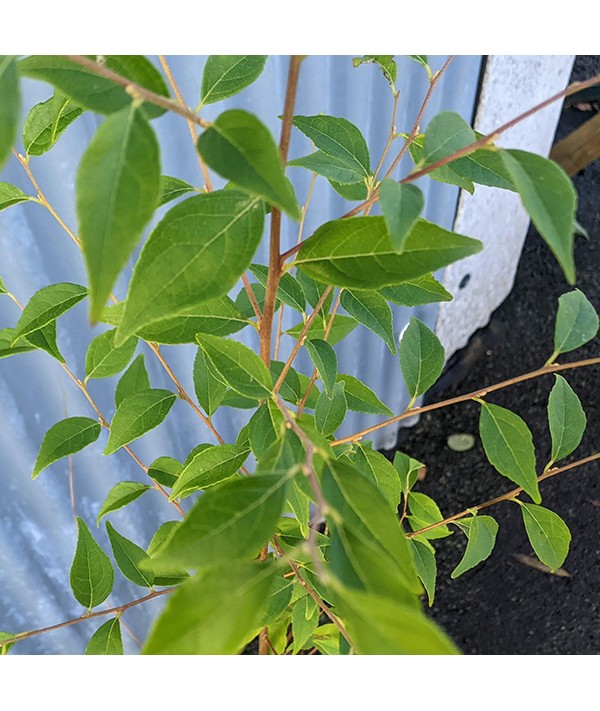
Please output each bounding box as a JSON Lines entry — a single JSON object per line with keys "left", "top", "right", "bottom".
{"left": 0, "top": 55, "right": 482, "bottom": 653}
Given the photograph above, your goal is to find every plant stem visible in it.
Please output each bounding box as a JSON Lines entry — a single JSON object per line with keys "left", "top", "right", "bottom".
{"left": 373, "top": 91, "right": 401, "bottom": 181}
{"left": 66, "top": 55, "right": 211, "bottom": 129}
{"left": 333, "top": 356, "right": 600, "bottom": 446}
{"left": 407, "top": 451, "right": 600, "bottom": 538}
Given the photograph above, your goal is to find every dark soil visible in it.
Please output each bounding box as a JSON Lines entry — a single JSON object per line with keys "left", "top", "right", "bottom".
{"left": 389, "top": 56, "right": 600, "bottom": 655}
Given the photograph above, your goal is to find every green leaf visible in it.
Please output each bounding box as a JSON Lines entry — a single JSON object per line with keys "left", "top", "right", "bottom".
{"left": 33, "top": 417, "right": 101, "bottom": 479}
{"left": 22, "top": 93, "right": 83, "bottom": 156}
{"left": 24, "top": 320, "right": 64, "bottom": 362}
{"left": 408, "top": 136, "right": 474, "bottom": 193}
{"left": 18, "top": 55, "right": 170, "bottom": 118}
{"left": 196, "top": 333, "right": 272, "bottom": 400}
{"left": 479, "top": 402, "right": 540, "bottom": 503}
{"left": 399, "top": 317, "right": 445, "bottom": 400}
{"left": 149, "top": 473, "right": 290, "bottom": 571}
{"left": 292, "top": 115, "right": 371, "bottom": 179}
{"left": 394, "top": 451, "right": 424, "bottom": 495}
{"left": 289, "top": 150, "right": 366, "bottom": 185}
{"left": 0, "top": 183, "right": 36, "bottom": 212}
{"left": 424, "top": 112, "right": 476, "bottom": 165}
{"left": 502, "top": 149, "right": 577, "bottom": 284}
{"left": 96, "top": 481, "right": 151, "bottom": 525}
{"left": 115, "top": 354, "right": 150, "bottom": 408}
{"left": 379, "top": 180, "right": 424, "bottom": 253}
{"left": 85, "top": 329, "right": 137, "bottom": 381}
{"left": 197, "top": 110, "right": 300, "bottom": 219}
{"left": 451, "top": 515, "right": 499, "bottom": 578}
{"left": 200, "top": 55, "right": 267, "bottom": 106}
{"left": 286, "top": 476, "right": 312, "bottom": 538}
{"left": 77, "top": 104, "right": 160, "bottom": 322}
{"left": 547, "top": 374, "right": 586, "bottom": 464}
{"left": 116, "top": 191, "right": 264, "bottom": 343}
{"left": 143, "top": 561, "right": 276, "bottom": 654}
{"left": 315, "top": 381, "right": 347, "bottom": 436}
{"left": 520, "top": 503, "right": 571, "bottom": 572}
{"left": 249, "top": 263, "right": 305, "bottom": 313}
{"left": 407, "top": 55, "right": 432, "bottom": 77}
{"left": 0, "top": 56, "right": 20, "bottom": 170}
{"left": 552, "top": 289, "right": 599, "bottom": 357}
{"left": 296, "top": 216, "right": 482, "bottom": 289}
{"left": 70, "top": 517, "right": 114, "bottom": 609}
{"left": 12, "top": 283, "right": 87, "bottom": 343}
{"left": 329, "top": 179, "right": 368, "bottom": 201}
{"left": 193, "top": 348, "right": 226, "bottom": 416}
{"left": 341, "top": 289, "right": 396, "bottom": 354}
{"left": 106, "top": 521, "right": 154, "bottom": 588}
{"left": 451, "top": 148, "right": 515, "bottom": 191}
{"left": 332, "top": 584, "right": 459, "bottom": 654}
{"left": 381, "top": 274, "right": 452, "bottom": 306}
{"left": 158, "top": 175, "right": 195, "bottom": 206}
{"left": 352, "top": 55, "right": 397, "bottom": 92}
{"left": 170, "top": 444, "right": 250, "bottom": 500}
{"left": 407, "top": 492, "right": 452, "bottom": 540}
{"left": 85, "top": 618, "right": 123, "bottom": 655}
{"left": 0, "top": 327, "right": 36, "bottom": 359}
{"left": 0, "top": 276, "right": 6, "bottom": 295}
{"left": 408, "top": 538, "right": 437, "bottom": 606}
{"left": 104, "top": 389, "right": 177, "bottom": 455}
{"left": 336, "top": 373, "right": 392, "bottom": 416}
{"left": 270, "top": 360, "right": 302, "bottom": 404}
{"left": 353, "top": 445, "right": 402, "bottom": 511}
{"left": 148, "top": 457, "right": 182, "bottom": 488}
{"left": 285, "top": 314, "right": 358, "bottom": 346}
{"left": 292, "top": 595, "right": 320, "bottom": 653}
{"left": 305, "top": 338, "right": 337, "bottom": 396}
{"left": 248, "top": 402, "right": 285, "bottom": 460}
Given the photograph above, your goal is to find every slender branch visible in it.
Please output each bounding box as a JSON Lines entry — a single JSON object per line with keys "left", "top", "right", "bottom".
{"left": 273, "top": 286, "right": 333, "bottom": 394}
{"left": 407, "top": 451, "right": 600, "bottom": 538}
{"left": 333, "top": 356, "right": 600, "bottom": 446}
{"left": 158, "top": 55, "right": 213, "bottom": 190}
{"left": 260, "top": 55, "right": 303, "bottom": 365}
{"left": 373, "top": 91, "right": 401, "bottom": 181}
{"left": 66, "top": 55, "right": 210, "bottom": 129}
{"left": 1, "top": 587, "right": 175, "bottom": 648}
{"left": 241, "top": 273, "right": 263, "bottom": 321}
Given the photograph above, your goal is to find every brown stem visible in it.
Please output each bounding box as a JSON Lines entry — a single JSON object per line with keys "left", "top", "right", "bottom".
{"left": 407, "top": 451, "right": 600, "bottom": 538}
{"left": 158, "top": 55, "right": 213, "bottom": 190}
{"left": 260, "top": 55, "right": 303, "bottom": 366}
{"left": 373, "top": 91, "right": 401, "bottom": 180}
{"left": 333, "top": 356, "right": 600, "bottom": 446}
{"left": 66, "top": 55, "right": 211, "bottom": 129}
{"left": 2, "top": 587, "right": 175, "bottom": 648}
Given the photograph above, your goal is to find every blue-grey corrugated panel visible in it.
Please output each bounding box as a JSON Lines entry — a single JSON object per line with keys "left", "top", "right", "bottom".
{"left": 0, "top": 55, "right": 482, "bottom": 653}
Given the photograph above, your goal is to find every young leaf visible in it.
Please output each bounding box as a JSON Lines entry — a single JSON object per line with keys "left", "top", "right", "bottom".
{"left": 520, "top": 503, "right": 571, "bottom": 572}
{"left": 381, "top": 275, "right": 452, "bottom": 306}
{"left": 85, "top": 618, "right": 123, "bottom": 655}
{"left": 12, "top": 283, "right": 87, "bottom": 342}
{"left": 116, "top": 191, "right": 264, "bottom": 343}
{"left": 479, "top": 402, "right": 540, "bottom": 503}
{"left": 70, "top": 517, "right": 114, "bottom": 609}
{"left": 22, "top": 93, "right": 83, "bottom": 156}
{"left": 291, "top": 115, "right": 371, "bottom": 179}
{"left": 77, "top": 104, "right": 160, "bottom": 321}
{"left": 292, "top": 595, "right": 320, "bottom": 653}
{"left": 407, "top": 492, "right": 452, "bottom": 540}
{"left": 305, "top": 339, "right": 337, "bottom": 396}
{"left": 289, "top": 150, "right": 364, "bottom": 185}
{"left": 24, "top": 320, "right": 64, "bottom": 362}
{"left": 106, "top": 522, "right": 154, "bottom": 588}
{"left": 85, "top": 329, "right": 137, "bottom": 381}
{"left": 408, "top": 538, "right": 437, "bottom": 606}
{"left": 285, "top": 314, "right": 358, "bottom": 346}
{"left": 196, "top": 334, "right": 272, "bottom": 400}
{"left": 18, "top": 55, "right": 170, "bottom": 118}
{"left": 547, "top": 374, "right": 586, "bottom": 465}
{"left": 341, "top": 289, "right": 396, "bottom": 354}
{"left": 170, "top": 444, "right": 250, "bottom": 500}
{"left": 33, "top": 417, "right": 101, "bottom": 479}
{"left": 158, "top": 175, "right": 195, "bottom": 206}
{"left": 336, "top": 374, "right": 392, "bottom": 416}
{"left": 552, "top": 289, "right": 599, "bottom": 357}
{"left": 0, "top": 183, "right": 35, "bottom": 212}
{"left": 296, "top": 217, "right": 482, "bottom": 289}
{"left": 193, "top": 348, "right": 227, "bottom": 416}
{"left": 502, "top": 149, "right": 577, "bottom": 284}
{"left": 197, "top": 110, "right": 300, "bottom": 219}
{"left": 200, "top": 55, "right": 267, "bottom": 106}
{"left": 379, "top": 180, "right": 424, "bottom": 253}
{"left": 451, "top": 515, "right": 499, "bottom": 578}
{"left": 115, "top": 354, "right": 150, "bottom": 407}
{"left": 96, "top": 481, "right": 151, "bottom": 525}
{"left": 249, "top": 263, "right": 305, "bottom": 313}
{"left": 104, "top": 389, "right": 177, "bottom": 455}
{"left": 143, "top": 561, "right": 276, "bottom": 654}
{"left": 424, "top": 112, "right": 476, "bottom": 165}
{"left": 148, "top": 474, "right": 290, "bottom": 571}
{"left": 407, "top": 55, "right": 432, "bottom": 77}
{"left": 315, "top": 381, "right": 347, "bottom": 436}
{"left": 394, "top": 450, "right": 424, "bottom": 495}
{"left": 399, "top": 317, "right": 445, "bottom": 400}
{"left": 0, "top": 56, "right": 20, "bottom": 170}
{"left": 352, "top": 55, "right": 397, "bottom": 92}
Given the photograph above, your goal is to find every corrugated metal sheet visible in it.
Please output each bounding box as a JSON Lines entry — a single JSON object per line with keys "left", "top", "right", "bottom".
{"left": 0, "top": 55, "right": 482, "bottom": 653}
